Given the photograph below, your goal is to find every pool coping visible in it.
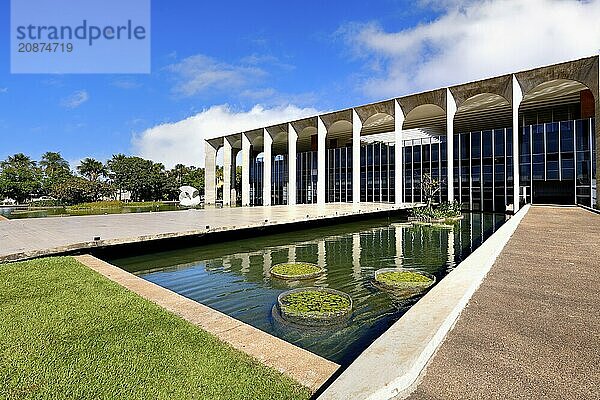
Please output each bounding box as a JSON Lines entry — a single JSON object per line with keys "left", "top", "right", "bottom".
{"left": 73, "top": 254, "right": 340, "bottom": 392}
{"left": 1, "top": 203, "right": 410, "bottom": 262}
{"left": 317, "top": 204, "right": 531, "bottom": 400}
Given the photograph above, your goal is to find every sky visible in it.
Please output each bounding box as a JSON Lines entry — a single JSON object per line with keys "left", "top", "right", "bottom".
{"left": 1, "top": 0, "right": 600, "bottom": 168}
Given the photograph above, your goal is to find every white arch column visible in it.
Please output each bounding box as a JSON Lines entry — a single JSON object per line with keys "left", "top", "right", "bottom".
{"left": 223, "top": 137, "right": 233, "bottom": 207}
{"left": 352, "top": 110, "right": 362, "bottom": 204}
{"left": 204, "top": 140, "right": 218, "bottom": 206}
{"left": 288, "top": 123, "right": 298, "bottom": 205}
{"left": 512, "top": 75, "right": 523, "bottom": 212}
{"left": 241, "top": 133, "right": 251, "bottom": 206}
{"left": 395, "top": 100, "right": 405, "bottom": 205}
{"left": 446, "top": 89, "right": 457, "bottom": 202}
{"left": 317, "top": 117, "right": 326, "bottom": 204}
{"left": 263, "top": 129, "right": 272, "bottom": 206}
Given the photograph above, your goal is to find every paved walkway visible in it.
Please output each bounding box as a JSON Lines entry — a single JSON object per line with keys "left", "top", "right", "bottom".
{"left": 0, "top": 202, "right": 406, "bottom": 262}
{"left": 407, "top": 206, "right": 600, "bottom": 399}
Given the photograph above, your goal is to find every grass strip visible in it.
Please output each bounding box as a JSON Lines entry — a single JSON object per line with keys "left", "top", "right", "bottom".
{"left": 0, "top": 257, "right": 309, "bottom": 400}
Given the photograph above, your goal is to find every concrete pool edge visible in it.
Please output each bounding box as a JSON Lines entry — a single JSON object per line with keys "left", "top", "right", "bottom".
{"left": 73, "top": 254, "right": 340, "bottom": 392}
{"left": 0, "top": 203, "right": 413, "bottom": 262}
{"left": 317, "top": 204, "right": 531, "bottom": 400}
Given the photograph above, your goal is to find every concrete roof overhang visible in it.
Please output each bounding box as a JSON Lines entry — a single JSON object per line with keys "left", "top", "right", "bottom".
{"left": 265, "top": 124, "right": 289, "bottom": 155}
{"left": 206, "top": 137, "right": 223, "bottom": 150}
{"left": 515, "top": 56, "right": 598, "bottom": 101}
{"left": 289, "top": 117, "right": 318, "bottom": 153}
{"left": 206, "top": 55, "right": 598, "bottom": 144}
{"left": 224, "top": 134, "right": 242, "bottom": 150}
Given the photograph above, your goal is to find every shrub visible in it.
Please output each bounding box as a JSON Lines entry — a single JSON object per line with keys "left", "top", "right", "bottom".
{"left": 410, "top": 201, "right": 462, "bottom": 222}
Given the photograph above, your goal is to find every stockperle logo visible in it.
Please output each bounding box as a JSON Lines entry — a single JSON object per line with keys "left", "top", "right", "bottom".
{"left": 11, "top": 0, "right": 150, "bottom": 74}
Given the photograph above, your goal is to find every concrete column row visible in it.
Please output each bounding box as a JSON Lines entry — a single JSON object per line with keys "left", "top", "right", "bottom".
{"left": 205, "top": 87, "right": 528, "bottom": 211}
{"left": 204, "top": 101, "right": 413, "bottom": 207}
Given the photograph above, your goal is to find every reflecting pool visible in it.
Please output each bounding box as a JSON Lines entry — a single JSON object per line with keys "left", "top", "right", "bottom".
{"left": 109, "top": 213, "right": 507, "bottom": 366}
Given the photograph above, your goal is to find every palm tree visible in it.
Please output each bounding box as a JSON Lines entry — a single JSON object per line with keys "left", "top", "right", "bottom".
{"left": 2, "top": 153, "right": 36, "bottom": 168}
{"left": 77, "top": 158, "right": 107, "bottom": 182}
{"left": 40, "top": 152, "right": 71, "bottom": 180}
{"left": 0, "top": 153, "right": 42, "bottom": 203}
{"left": 170, "top": 164, "right": 188, "bottom": 184}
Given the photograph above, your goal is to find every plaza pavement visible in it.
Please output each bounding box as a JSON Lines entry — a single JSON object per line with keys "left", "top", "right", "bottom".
{"left": 0, "top": 202, "right": 407, "bottom": 262}
{"left": 406, "top": 206, "right": 600, "bottom": 399}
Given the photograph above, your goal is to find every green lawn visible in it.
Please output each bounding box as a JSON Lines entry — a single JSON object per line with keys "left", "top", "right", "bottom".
{"left": 0, "top": 257, "right": 310, "bottom": 400}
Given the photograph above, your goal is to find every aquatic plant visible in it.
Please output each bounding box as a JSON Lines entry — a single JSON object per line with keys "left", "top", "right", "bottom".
{"left": 270, "top": 262, "right": 324, "bottom": 280}
{"left": 376, "top": 270, "right": 432, "bottom": 286}
{"left": 278, "top": 288, "right": 352, "bottom": 326}
{"left": 374, "top": 268, "right": 436, "bottom": 299}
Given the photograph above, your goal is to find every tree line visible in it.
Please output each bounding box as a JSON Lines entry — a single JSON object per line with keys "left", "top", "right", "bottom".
{"left": 0, "top": 152, "right": 212, "bottom": 205}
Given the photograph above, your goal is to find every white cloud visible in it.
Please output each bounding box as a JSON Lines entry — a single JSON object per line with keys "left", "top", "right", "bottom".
{"left": 60, "top": 90, "right": 89, "bottom": 109}
{"left": 342, "top": 0, "right": 600, "bottom": 98}
{"left": 132, "top": 104, "right": 322, "bottom": 168}
{"left": 166, "top": 54, "right": 267, "bottom": 97}
{"left": 0, "top": 87, "right": 7, "bottom": 93}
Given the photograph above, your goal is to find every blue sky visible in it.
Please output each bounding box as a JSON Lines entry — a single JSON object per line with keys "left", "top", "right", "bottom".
{"left": 1, "top": 0, "right": 599, "bottom": 168}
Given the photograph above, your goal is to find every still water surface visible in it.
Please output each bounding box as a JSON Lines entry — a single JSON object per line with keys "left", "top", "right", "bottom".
{"left": 110, "top": 213, "right": 506, "bottom": 366}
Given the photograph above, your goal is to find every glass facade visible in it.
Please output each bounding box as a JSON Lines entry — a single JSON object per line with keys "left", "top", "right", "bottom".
{"left": 245, "top": 118, "right": 596, "bottom": 209}
{"left": 272, "top": 155, "right": 288, "bottom": 205}
{"left": 326, "top": 146, "right": 353, "bottom": 203}
{"left": 519, "top": 118, "right": 596, "bottom": 206}
{"left": 403, "top": 137, "right": 446, "bottom": 204}
{"left": 296, "top": 150, "right": 318, "bottom": 204}
{"left": 453, "top": 128, "right": 514, "bottom": 211}
{"left": 360, "top": 142, "right": 396, "bottom": 203}
{"left": 249, "top": 155, "right": 263, "bottom": 206}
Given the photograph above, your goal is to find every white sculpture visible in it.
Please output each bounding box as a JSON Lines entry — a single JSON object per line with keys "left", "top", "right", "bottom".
{"left": 179, "top": 185, "right": 201, "bottom": 207}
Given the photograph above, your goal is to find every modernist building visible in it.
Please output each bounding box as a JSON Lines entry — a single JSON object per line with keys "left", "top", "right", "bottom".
{"left": 204, "top": 56, "right": 599, "bottom": 212}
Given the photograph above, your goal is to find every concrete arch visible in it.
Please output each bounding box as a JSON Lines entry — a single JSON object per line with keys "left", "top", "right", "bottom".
{"left": 363, "top": 112, "right": 393, "bottom": 127}
{"left": 360, "top": 112, "right": 395, "bottom": 137}
{"left": 266, "top": 124, "right": 288, "bottom": 155}
{"left": 354, "top": 100, "right": 395, "bottom": 124}
{"left": 225, "top": 134, "right": 242, "bottom": 150}
{"left": 519, "top": 78, "right": 590, "bottom": 104}
{"left": 319, "top": 110, "right": 353, "bottom": 149}
{"left": 402, "top": 103, "right": 445, "bottom": 131}
{"left": 450, "top": 75, "right": 512, "bottom": 109}
{"left": 319, "top": 109, "right": 352, "bottom": 131}
{"left": 206, "top": 137, "right": 224, "bottom": 152}
{"left": 291, "top": 117, "right": 317, "bottom": 153}
{"left": 245, "top": 129, "right": 264, "bottom": 148}
{"left": 397, "top": 88, "right": 447, "bottom": 118}
{"left": 454, "top": 92, "right": 512, "bottom": 133}
{"left": 515, "top": 56, "right": 598, "bottom": 101}
{"left": 457, "top": 92, "right": 510, "bottom": 113}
